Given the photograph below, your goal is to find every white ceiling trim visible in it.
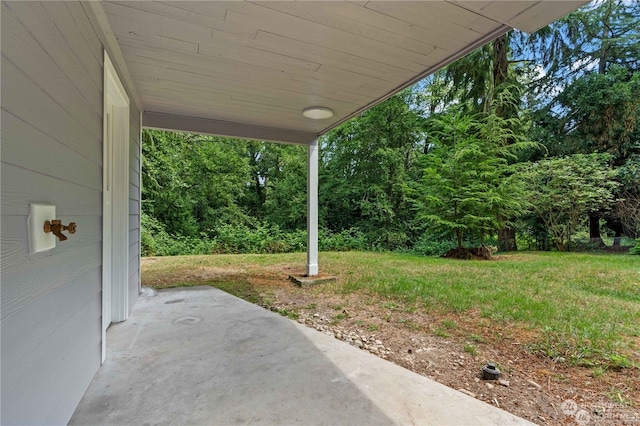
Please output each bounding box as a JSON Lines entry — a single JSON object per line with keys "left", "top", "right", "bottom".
{"left": 143, "top": 111, "right": 318, "bottom": 145}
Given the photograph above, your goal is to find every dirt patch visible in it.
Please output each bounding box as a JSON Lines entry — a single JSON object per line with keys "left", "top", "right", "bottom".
{"left": 143, "top": 263, "right": 639, "bottom": 426}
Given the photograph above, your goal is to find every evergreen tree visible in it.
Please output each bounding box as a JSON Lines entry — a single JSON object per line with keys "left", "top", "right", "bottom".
{"left": 414, "top": 107, "right": 531, "bottom": 257}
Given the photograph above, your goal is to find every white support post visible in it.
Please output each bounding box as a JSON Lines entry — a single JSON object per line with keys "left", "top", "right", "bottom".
{"left": 307, "top": 139, "right": 319, "bottom": 276}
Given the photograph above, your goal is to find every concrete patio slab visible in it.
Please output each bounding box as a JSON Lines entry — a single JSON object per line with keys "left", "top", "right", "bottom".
{"left": 70, "top": 286, "right": 533, "bottom": 425}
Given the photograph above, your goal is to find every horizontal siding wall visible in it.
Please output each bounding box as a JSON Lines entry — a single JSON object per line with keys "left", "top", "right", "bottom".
{"left": 129, "top": 106, "right": 142, "bottom": 312}
{"left": 0, "top": 2, "right": 141, "bottom": 425}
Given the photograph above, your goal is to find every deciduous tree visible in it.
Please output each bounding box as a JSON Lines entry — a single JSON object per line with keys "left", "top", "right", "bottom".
{"left": 517, "top": 154, "right": 619, "bottom": 251}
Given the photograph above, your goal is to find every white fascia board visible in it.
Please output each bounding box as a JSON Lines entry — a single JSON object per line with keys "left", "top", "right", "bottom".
{"left": 83, "top": 1, "right": 143, "bottom": 112}
{"left": 507, "top": 1, "right": 591, "bottom": 33}
{"left": 448, "top": 1, "right": 590, "bottom": 34}
{"left": 143, "top": 111, "right": 318, "bottom": 145}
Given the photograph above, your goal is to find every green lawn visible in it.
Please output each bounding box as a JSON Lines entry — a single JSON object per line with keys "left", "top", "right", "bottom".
{"left": 142, "top": 251, "right": 640, "bottom": 369}
{"left": 335, "top": 251, "right": 640, "bottom": 369}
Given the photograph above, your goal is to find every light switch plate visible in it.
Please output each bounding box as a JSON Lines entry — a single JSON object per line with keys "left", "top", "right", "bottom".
{"left": 28, "top": 203, "right": 56, "bottom": 254}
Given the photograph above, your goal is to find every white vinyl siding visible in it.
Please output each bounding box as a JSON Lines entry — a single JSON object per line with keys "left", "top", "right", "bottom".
{"left": 128, "top": 110, "right": 141, "bottom": 312}
{"left": 0, "top": 2, "right": 141, "bottom": 424}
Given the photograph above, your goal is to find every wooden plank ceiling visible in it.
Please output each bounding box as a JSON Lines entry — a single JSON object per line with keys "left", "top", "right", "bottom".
{"left": 102, "top": 1, "right": 587, "bottom": 144}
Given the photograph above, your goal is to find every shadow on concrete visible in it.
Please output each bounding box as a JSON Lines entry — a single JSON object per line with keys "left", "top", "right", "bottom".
{"left": 70, "top": 286, "right": 531, "bottom": 425}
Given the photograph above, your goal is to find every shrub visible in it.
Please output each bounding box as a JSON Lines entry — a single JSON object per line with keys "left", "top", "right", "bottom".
{"left": 142, "top": 219, "right": 495, "bottom": 257}
{"left": 411, "top": 235, "right": 457, "bottom": 256}
{"left": 319, "top": 228, "right": 368, "bottom": 251}
{"left": 210, "top": 223, "right": 306, "bottom": 254}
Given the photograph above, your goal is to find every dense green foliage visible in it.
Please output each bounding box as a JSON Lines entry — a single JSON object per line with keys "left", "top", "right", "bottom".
{"left": 320, "top": 89, "right": 425, "bottom": 249}
{"left": 141, "top": 0, "right": 639, "bottom": 256}
{"left": 516, "top": 154, "right": 619, "bottom": 251}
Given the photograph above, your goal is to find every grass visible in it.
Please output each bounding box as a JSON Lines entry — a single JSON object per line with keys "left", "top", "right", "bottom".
{"left": 434, "top": 328, "right": 451, "bottom": 338}
{"left": 464, "top": 343, "right": 478, "bottom": 356}
{"left": 469, "top": 333, "right": 484, "bottom": 343}
{"left": 142, "top": 251, "right": 640, "bottom": 369}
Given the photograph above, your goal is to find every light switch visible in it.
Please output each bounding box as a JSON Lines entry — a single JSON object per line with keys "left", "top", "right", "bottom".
{"left": 28, "top": 203, "right": 56, "bottom": 254}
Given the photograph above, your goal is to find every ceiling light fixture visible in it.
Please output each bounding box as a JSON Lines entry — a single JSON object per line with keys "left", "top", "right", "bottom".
{"left": 302, "top": 107, "right": 334, "bottom": 120}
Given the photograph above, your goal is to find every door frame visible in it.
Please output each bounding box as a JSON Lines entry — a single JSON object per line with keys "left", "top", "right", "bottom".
{"left": 102, "top": 51, "right": 130, "bottom": 362}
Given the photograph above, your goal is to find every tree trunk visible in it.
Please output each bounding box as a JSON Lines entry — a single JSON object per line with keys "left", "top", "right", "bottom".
{"left": 607, "top": 218, "right": 624, "bottom": 248}
{"left": 598, "top": 0, "right": 613, "bottom": 75}
{"left": 588, "top": 213, "right": 606, "bottom": 247}
{"left": 498, "top": 226, "right": 518, "bottom": 252}
{"left": 492, "top": 35, "right": 518, "bottom": 252}
{"left": 492, "top": 34, "right": 509, "bottom": 112}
